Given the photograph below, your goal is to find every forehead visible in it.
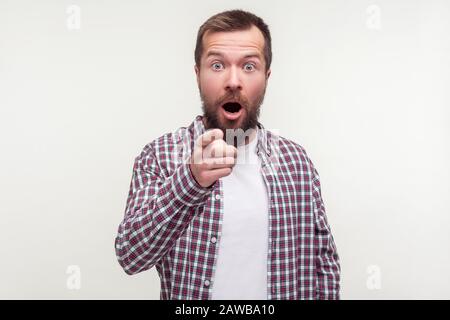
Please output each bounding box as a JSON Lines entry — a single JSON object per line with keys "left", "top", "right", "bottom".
{"left": 202, "top": 25, "right": 265, "bottom": 58}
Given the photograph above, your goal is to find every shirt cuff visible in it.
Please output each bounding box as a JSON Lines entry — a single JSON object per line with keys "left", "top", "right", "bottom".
{"left": 169, "top": 161, "right": 214, "bottom": 207}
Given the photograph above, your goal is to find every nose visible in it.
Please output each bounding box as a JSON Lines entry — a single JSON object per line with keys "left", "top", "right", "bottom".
{"left": 225, "top": 66, "right": 242, "bottom": 92}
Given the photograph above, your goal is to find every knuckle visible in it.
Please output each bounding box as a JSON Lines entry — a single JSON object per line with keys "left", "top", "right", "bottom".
{"left": 216, "top": 145, "right": 227, "bottom": 156}
{"left": 204, "top": 162, "right": 213, "bottom": 170}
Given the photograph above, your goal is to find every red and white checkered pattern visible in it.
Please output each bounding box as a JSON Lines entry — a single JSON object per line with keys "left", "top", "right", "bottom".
{"left": 115, "top": 115, "right": 340, "bottom": 299}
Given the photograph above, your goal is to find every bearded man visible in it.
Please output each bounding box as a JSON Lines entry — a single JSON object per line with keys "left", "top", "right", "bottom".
{"left": 115, "top": 9, "right": 340, "bottom": 300}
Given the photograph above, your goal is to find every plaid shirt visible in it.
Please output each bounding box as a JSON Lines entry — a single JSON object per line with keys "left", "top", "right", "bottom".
{"left": 115, "top": 115, "right": 340, "bottom": 300}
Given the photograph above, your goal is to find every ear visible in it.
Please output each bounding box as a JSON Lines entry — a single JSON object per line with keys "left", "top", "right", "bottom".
{"left": 266, "top": 69, "right": 271, "bottom": 79}
{"left": 194, "top": 65, "right": 200, "bottom": 86}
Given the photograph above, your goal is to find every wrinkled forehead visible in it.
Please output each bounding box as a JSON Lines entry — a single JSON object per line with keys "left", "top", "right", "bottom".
{"left": 202, "top": 25, "right": 265, "bottom": 58}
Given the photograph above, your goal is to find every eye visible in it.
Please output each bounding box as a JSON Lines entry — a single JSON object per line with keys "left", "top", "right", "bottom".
{"left": 244, "top": 63, "right": 256, "bottom": 72}
{"left": 211, "top": 62, "right": 224, "bottom": 71}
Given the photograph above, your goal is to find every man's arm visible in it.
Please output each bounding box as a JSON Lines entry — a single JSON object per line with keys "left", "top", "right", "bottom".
{"left": 115, "top": 129, "right": 236, "bottom": 275}
{"left": 311, "top": 166, "right": 341, "bottom": 300}
{"left": 114, "top": 144, "right": 212, "bottom": 275}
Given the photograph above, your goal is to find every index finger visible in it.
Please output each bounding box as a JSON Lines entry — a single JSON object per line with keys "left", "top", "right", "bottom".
{"left": 195, "top": 129, "right": 224, "bottom": 149}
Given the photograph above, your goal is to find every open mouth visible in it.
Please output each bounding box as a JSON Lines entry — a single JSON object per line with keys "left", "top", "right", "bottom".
{"left": 221, "top": 102, "right": 244, "bottom": 121}
{"left": 222, "top": 102, "right": 242, "bottom": 113}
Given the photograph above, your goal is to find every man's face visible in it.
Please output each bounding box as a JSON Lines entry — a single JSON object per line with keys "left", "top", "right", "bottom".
{"left": 195, "top": 25, "right": 271, "bottom": 139}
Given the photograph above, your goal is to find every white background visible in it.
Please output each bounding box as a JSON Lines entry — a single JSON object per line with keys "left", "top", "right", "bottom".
{"left": 0, "top": 0, "right": 449, "bottom": 299}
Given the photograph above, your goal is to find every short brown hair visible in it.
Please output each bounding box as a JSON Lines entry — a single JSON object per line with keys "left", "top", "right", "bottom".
{"left": 195, "top": 9, "right": 272, "bottom": 71}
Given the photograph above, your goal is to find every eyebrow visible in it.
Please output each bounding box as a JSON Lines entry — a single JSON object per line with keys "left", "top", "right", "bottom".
{"left": 205, "top": 50, "right": 262, "bottom": 61}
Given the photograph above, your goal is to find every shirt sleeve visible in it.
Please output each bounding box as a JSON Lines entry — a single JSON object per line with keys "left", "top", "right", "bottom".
{"left": 311, "top": 166, "right": 341, "bottom": 300}
{"left": 115, "top": 145, "right": 213, "bottom": 275}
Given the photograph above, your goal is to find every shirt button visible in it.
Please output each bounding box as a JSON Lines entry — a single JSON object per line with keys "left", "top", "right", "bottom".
{"left": 215, "top": 194, "right": 221, "bottom": 200}
{"left": 204, "top": 280, "right": 210, "bottom": 287}
{"left": 210, "top": 237, "right": 217, "bottom": 244}
{"left": 272, "top": 287, "right": 276, "bottom": 294}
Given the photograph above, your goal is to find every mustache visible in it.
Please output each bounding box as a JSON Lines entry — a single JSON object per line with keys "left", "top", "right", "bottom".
{"left": 215, "top": 92, "right": 249, "bottom": 109}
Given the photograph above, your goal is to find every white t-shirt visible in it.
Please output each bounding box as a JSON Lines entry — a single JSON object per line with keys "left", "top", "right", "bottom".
{"left": 211, "top": 129, "right": 269, "bottom": 300}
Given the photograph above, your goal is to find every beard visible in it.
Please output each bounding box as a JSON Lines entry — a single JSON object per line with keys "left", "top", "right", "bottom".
{"left": 199, "top": 86, "right": 266, "bottom": 147}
